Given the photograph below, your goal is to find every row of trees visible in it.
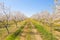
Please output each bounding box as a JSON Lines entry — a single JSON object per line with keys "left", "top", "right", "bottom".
{"left": 0, "top": 2, "right": 27, "bottom": 34}
{"left": 31, "top": 0, "right": 60, "bottom": 25}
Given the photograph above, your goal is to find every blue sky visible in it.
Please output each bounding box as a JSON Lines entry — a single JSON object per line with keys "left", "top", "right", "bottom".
{"left": 0, "top": 0, "right": 54, "bottom": 17}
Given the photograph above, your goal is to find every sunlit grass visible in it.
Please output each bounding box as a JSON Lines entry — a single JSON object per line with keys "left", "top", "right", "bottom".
{"left": 32, "top": 19, "right": 57, "bottom": 40}
{"left": 5, "top": 21, "right": 27, "bottom": 40}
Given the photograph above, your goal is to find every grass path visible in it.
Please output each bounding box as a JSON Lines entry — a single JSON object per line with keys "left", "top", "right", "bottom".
{"left": 1, "top": 19, "right": 58, "bottom": 40}
{"left": 5, "top": 21, "right": 27, "bottom": 40}
{"left": 54, "top": 31, "right": 60, "bottom": 40}
{"left": 20, "top": 21, "right": 43, "bottom": 40}
{"left": 31, "top": 20, "right": 57, "bottom": 40}
{"left": 31, "top": 22, "right": 43, "bottom": 40}
{"left": 20, "top": 22, "right": 31, "bottom": 40}
{"left": 20, "top": 24, "right": 28, "bottom": 40}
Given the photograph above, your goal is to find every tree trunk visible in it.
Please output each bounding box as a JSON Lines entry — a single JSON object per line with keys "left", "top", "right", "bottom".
{"left": 5, "top": 25, "right": 9, "bottom": 34}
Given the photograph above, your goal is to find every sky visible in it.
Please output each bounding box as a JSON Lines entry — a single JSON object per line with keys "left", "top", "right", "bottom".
{"left": 0, "top": 0, "right": 54, "bottom": 17}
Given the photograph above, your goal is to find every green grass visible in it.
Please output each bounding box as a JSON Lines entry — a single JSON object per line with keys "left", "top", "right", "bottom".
{"left": 5, "top": 22, "right": 27, "bottom": 40}
{"left": 0, "top": 28, "right": 7, "bottom": 37}
{"left": 26, "top": 34, "right": 31, "bottom": 40}
{"left": 32, "top": 20, "right": 57, "bottom": 40}
{"left": 5, "top": 26, "right": 24, "bottom": 40}
{"left": 15, "top": 36, "right": 20, "bottom": 40}
{"left": 26, "top": 23, "right": 32, "bottom": 40}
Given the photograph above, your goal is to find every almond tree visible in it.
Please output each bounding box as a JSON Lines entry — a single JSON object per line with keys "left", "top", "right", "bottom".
{"left": 0, "top": 2, "right": 10, "bottom": 34}
{"left": 12, "top": 11, "right": 27, "bottom": 28}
